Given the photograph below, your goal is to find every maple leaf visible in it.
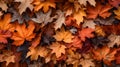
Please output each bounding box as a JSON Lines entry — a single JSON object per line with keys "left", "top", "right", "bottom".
{"left": 107, "top": 34, "right": 120, "bottom": 47}
{"left": 73, "top": 9, "right": 86, "bottom": 25}
{"left": 95, "top": 25, "right": 106, "bottom": 36}
{"left": 0, "top": 0, "right": 8, "bottom": 11}
{"left": 108, "top": 0, "right": 120, "bottom": 7}
{"left": 53, "top": 27, "right": 74, "bottom": 43}
{"left": 67, "top": 36, "right": 83, "bottom": 49}
{"left": 78, "top": 0, "right": 96, "bottom": 6}
{"left": 79, "top": 28, "right": 94, "bottom": 41}
{"left": 87, "top": 2, "right": 112, "bottom": 19}
{"left": 82, "top": 20, "right": 96, "bottom": 29}
{"left": 0, "top": 14, "right": 15, "bottom": 32}
{"left": 0, "top": 50, "right": 15, "bottom": 66}
{"left": 11, "top": 21, "right": 36, "bottom": 46}
{"left": 49, "top": 42, "right": 66, "bottom": 58}
{"left": 32, "top": 10, "right": 57, "bottom": 24}
{"left": 92, "top": 46, "right": 117, "bottom": 65}
{"left": 54, "top": 10, "right": 65, "bottom": 30}
{"left": 14, "top": 0, "right": 34, "bottom": 14}
{"left": 33, "top": 0, "right": 56, "bottom": 13}
{"left": 114, "top": 7, "right": 120, "bottom": 20}
{"left": 26, "top": 46, "right": 50, "bottom": 60}
{"left": 0, "top": 30, "right": 12, "bottom": 44}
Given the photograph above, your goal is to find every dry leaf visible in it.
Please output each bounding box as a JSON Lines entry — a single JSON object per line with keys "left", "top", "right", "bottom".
{"left": 33, "top": 0, "right": 56, "bottom": 12}
{"left": 54, "top": 10, "right": 65, "bottom": 30}
{"left": 49, "top": 42, "right": 66, "bottom": 58}
{"left": 15, "top": 0, "right": 34, "bottom": 14}
{"left": 26, "top": 46, "right": 50, "bottom": 60}
{"left": 92, "top": 46, "right": 117, "bottom": 65}
{"left": 73, "top": 9, "right": 86, "bottom": 25}
{"left": 108, "top": 34, "right": 120, "bottom": 47}
{"left": 11, "top": 21, "right": 35, "bottom": 46}
{"left": 108, "top": 0, "right": 120, "bottom": 7}
{"left": 114, "top": 7, "right": 120, "bottom": 20}
{"left": 0, "top": 0, "right": 8, "bottom": 11}
{"left": 0, "top": 50, "right": 15, "bottom": 66}
{"left": 53, "top": 27, "right": 74, "bottom": 43}
{"left": 82, "top": 20, "right": 96, "bottom": 29}
{"left": 87, "top": 2, "right": 112, "bottom": 19}
{"left": 78, "top": 0, "right": 96, "bottom": 6}
{"left": 79, "top": 28, "right": 94, "bottom": 41}
{"left": 95, "top": 25, "right": 106, "bottom": 36}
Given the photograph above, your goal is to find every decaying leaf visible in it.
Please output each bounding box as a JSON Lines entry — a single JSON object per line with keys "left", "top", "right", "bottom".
{"left": 49, "top": 42, "right": 66, "bottom": 58}
{"left": 0, "top": 50, "right": 15, "bottom": 66}
{"left": 78, "top": 0, "right": 96, "bottom": 6}
{"left": 53, "top": 27, "right": 74, "bottom": 43}
{"left": 11, "top": 21, "right": 35, "bottom": 46}
{"left": 92, "top": 46, "right": 117, "bottom": 65}
{"left": 15, "top": 0, "right": 34, "bottom": 14}
{"left": 87, "top": 2, "right": 112, "bottom": 19}
{"left": 33, "top": 0, "right": 56, "bottom": 12}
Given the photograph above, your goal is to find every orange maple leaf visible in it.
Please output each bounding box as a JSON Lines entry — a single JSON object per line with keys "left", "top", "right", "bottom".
{"left": 33, "top": 0, "right": 56, "bottom": 12}
{"left": 92, "top": 46, "right": 117, "bottom": 65}
{"left": 0, "top": 14, "right": 15, "bottom": 32}
{"left": 49, "top": 42, "right": 66, "bottom": 58}
{"left": 11, "top": 21, "right": 36, "bottom": 46}
{"left": 79, "top": 28, "right": 94, "bottom": 41}
{"left": 0, "top": 30, "right": 12, "bottom": 44}
{"left": 87, "top": 2, "right": 112, "bottom": 19}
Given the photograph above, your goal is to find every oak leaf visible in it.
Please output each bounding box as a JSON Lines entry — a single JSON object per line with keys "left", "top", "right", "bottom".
{"left": 114, "top": 7, "right": 120, "bottom": 20}
{"left": 79, "top": 28, "right": 94, "bottom": 41}
{"left": 49, "top": 42, "right": 66, "bottom": 58}
{"left": 33, "top": 0, "right": 56, "bottom": 13}
{"left": 0, "top": 14, "right": 15, "bottom": 32}
{"left": 73, "top": 9, "right": 86, "bottom": 25}
{"left": 0, "top": 30, "right": 12, "bottom": 44}
{"left": 78, "top": 0, "right": 96, "bottom": 6}
{"left": 87, "top": 2, "right": 112, "bottom": 19}
{"left": 53, "top": 27, "right": 74, "bottom": 43}
{"left": 0, "top": 50, "right": 15, "bottom": 66}
{"left": 11, "top": 21, "right": 35, "bottom": 46}
{"left": 92, "top": 46, "right": 117, "bottom": 65}
{"left": 15, "top": 0, "right": 34, "bottom": 14}
{"left": 26, "top": 46, "right": 50, "bottom": 60}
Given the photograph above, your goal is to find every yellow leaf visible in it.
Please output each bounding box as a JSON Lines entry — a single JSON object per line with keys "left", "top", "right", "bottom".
{"left": 53, "top": 27, "right": 74, "bottom": 43}
{"left": 114, "top": 7, "right": 120, "bottom": 20}
{"left": 73, "top": 9, "right": 86, "bottom": 25}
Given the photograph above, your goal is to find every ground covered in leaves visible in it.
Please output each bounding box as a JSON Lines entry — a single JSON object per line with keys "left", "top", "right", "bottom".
{"left": 1, "top": 0, "right": 120, "bottom": 67}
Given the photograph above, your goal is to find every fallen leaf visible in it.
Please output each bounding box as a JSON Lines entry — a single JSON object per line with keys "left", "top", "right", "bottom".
{"left": 33, "top": 0, "right": 56, "bottom": 12}
{"left": 79, "top": 28, "right": 94, "bottom": 41}
{"left": 11, "top": 21, "right": 35, "bottom": 46}
{"left": 0, "top": 30, "right": 12, "bottom": 44}
{"left": 82, "top": 20, "right": 96, "bottom": 29}
{"left": 26, "top": 46, "right": 50, "bottom": 60}
{"left": 0, "top": 50, "right": 15, "bottom": 66}
{"left": 15, "top": 0, "right": 34, "bottom": 14}
{"left": 92, "top": 46, "right": 117, "bottom": 65}
{"left": 78, "top": 0, "right": 96, "bottom": 6}
{"left": 49, "top": 42, "right": 66, "bottom": 58}
{"left": 87, "top": 2, "right": 112, "bottom": 19}
{"left": 107, "top": 34, "right": 120, "bottom": 47}
{"left": 32, "top": 10, "right": 57, "bottom": 24}
{"left": 0, "top": 0, "right": 8, "bottom": 11}
{"left": 54, "top": 10, "right": 65, "bottom": 30}
{"left": 108, "top": 0, "right": 120, "bottom": 7}
{"left": 73, "top": 9, "right": 86, "bottom": 25}
{"left": 53, "top": 27, "right": 74, "bottom": 43}
{"left": 114, "top": 7, "right": 120, "bottom": 20}
{"left": 95, "top": 25, "right": 106, "bottom": 36}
